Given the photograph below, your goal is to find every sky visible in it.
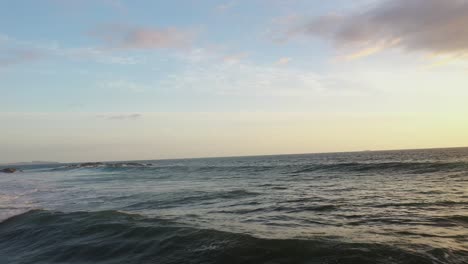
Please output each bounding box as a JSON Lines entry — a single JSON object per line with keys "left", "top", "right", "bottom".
{"left": 1, "top": 0, "right": 468, "bottom": 163}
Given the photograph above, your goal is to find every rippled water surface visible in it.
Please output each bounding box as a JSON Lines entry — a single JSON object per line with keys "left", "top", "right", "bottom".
{"left": 1, "top": 148, "right": 467, "bottom": 263}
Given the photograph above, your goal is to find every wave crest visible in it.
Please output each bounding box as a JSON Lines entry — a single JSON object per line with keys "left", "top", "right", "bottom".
{"left": 1, "top": 210, "right": 466, "bottom": 264}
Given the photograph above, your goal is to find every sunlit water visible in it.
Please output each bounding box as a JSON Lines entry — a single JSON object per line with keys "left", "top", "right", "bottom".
{"left": 1, "top": 148, "right": 467, "bottom": 263}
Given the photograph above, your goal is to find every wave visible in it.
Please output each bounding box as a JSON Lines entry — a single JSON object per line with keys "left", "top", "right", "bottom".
{"left": 441, "top": 215, "right": 468, "bottom": 228}
{"left": 43, "top": 161, "right": 468, "bottom": 176}
{"left": 210, "top": 204, "right": 338, "bottom": 215}
{"left": 373, "top": 201, "right": 468, "bottom": 208}
{"left": 289, "top": 161, "right": 468, "bottom": 174}
{"left": 50, "top": 162, "right": 155, "bottom": 172}
{"left": 1, "top": 210, "right": 466, "bottom": 264}
{"left": 124, "top": 190, "right": 259, "bottom": 210}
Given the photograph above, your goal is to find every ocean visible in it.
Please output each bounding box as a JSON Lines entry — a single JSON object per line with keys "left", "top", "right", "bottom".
{"left": 0, "top": 148, "right": 467, "bottom": 264}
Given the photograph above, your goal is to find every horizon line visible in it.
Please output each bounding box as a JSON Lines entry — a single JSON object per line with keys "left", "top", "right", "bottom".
{"left": 2, "top": 145, "right": 467, "bottom": 165}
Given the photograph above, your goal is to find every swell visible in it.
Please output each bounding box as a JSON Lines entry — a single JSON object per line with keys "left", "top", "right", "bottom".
{"left": 1, "top": 210, "right": 466, "bottom": 264}
{"left": 289, "top": 161, "right": 468, "bottom": 174}
{"left": 45, "top": 161, "right": 468, "bottom": 175}
{"left": 444, "top": 215, "right": 468, "bottom": 227}
{"left": 209, "top": 204, "right": 338, "bottom": 215}
{"left": 50, "top": 162, "right": 155, "bottom": 172}
{"left": 124, "top": 189, "right": 259, "bottom": 210}
{"left": 373, "top": 201, "right": 468, "bottom": 208}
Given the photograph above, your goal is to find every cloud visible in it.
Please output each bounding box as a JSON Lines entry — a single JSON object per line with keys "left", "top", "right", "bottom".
{"left": 223, "top": 52, "right": 249, "bottom": 64}
{"left": 101, "top": 0, "right": 127, "bottom": 13}
{"left": 0, "top": 34, "right": 10, "bottom": 43}
{"left": 101, "top": 80, "right": 148, "bottom": 92}
{"left": 274, "top": 57, "right": 292, "bottom": 65}
{"left": 285, "top": 0, "right": 468, "bottom": 58}
{"left": 0, "top": 49, "right": 43, "bottom": 67}
{"left": 62, "top": 47, "right": 143, "bottom": 64}
{"left": 50, "top": 0, "right": 127, "bottom": 13}
{"left": 98, "top": 113, "right": 142, "bottom": 120}
{"left": 0, "top": 33, "right": 143, "bottom": 67}
{"left": 90, "top": 24, "right": 196, "bottom": 50}
{"left": 160, "top": 57, "right": 372, "bottom": 97}
{"left": 215, "top": 1, "right": 236, "bottom": 12}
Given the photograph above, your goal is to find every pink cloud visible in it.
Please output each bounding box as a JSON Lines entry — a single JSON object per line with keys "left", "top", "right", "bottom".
{"left": 90, "top": 24, "right": 196, "bottom": 50}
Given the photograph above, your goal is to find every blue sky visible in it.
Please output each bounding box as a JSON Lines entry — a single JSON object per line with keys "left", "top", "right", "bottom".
{"left": 0, "top": 0, "right": 357, "bottom": 112}
{"left": 1, "top": 0, "right": 468, "bottom": 162}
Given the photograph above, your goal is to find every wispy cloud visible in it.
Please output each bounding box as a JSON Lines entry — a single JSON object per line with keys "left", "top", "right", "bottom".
{"left": 61, "top": 47, "right": 143, "bottom": 65}
{"left": 98, "top": 113, "right": 142, "bottom": 120}
{"left": 282, "top": 0, "right": 468, "bottom": 58}
{"left": 0, "top": 34, "right": 10, "bottom": 43}
{"left": 223, "top": 52, "right": 249, "bottom": 64}
{"left": 0, "top": 49, "right": 43, "bottom": 67}
{"left": 0, "top": 33, "right": 144, "bottom": 66}
{"left": 100, "top": 80, "right": 148, "bottom": 93}
{"left": 101, "top": 0, "right": 127, "bottom": 13}
{"left": 90, "top": 24, "right": 196, "bottom": 50}
{"left": 161, "top": 57, "right": 372, "bottom": 97}
{"left": 274, "top": 57, "right": 292, "bottom": 65}
{"left": 50, "top": 0, "right": 128, "bottom": 13}
{"left": 215, "top": 1, "right": 236, "bottom": 12}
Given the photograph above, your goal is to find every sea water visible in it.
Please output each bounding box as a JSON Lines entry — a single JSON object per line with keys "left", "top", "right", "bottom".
{"left": 1, "top": 148, "right": 467, "bottom": 263}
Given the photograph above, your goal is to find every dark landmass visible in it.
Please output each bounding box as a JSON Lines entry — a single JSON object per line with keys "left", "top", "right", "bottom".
{"left": 0, "top": 168, "right": 21, "bottom": 173}
{"left": 67, "top": 162, "right": 105, "bottom": 168}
